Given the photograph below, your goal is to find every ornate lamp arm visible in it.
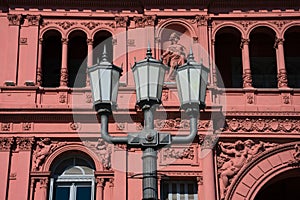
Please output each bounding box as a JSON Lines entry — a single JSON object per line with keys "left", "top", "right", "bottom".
{"left": 99, "top": 113, "right": 128, "bottom": 144}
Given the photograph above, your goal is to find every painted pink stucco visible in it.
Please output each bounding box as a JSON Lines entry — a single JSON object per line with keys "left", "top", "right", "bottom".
{"left": 1, "top": 1, "right": 300, "bottom": 200}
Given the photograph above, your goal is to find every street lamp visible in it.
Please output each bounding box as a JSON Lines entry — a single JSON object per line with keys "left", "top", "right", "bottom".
{"left": 88, "top": 45, "right": 209, "bottom": 200}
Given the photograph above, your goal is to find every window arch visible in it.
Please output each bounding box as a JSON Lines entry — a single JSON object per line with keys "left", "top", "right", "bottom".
{"left": 93, "top": 30, "right": 113, "bottom": 64}
{"left": 49, "top": 151, "right": 95, "bottom": 200}
{"left": 215, "top": 27, "right": 242, "bottom": 88}
{"left": 284, "top": 26, "right": 300, "bottom": 88}
{"left": 68, "top": 30, "right": 87, "bottom": 88}
{"left": 41, "top": 30, "right": 62, "bottom": 87}
{"left": 249, "top": 27, "right": 277, "bottom": 88}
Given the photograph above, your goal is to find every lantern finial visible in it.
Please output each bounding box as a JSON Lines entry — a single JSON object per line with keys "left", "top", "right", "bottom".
{"left": 101, "top": 44, "right": 108, "bottom": 62}
{"left": 146, "top": 42, "right": 152, "bottom": 59}
{"left": 187, "top": 47, "right": 195, "bottom": 61}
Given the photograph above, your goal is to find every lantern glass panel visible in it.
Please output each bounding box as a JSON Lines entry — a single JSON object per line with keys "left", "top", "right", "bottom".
{"left": 133, "top": 69, "right": 140, "bottom": 101}
{"left": 111, "top": 69, "right": 120, "bottom": 104}
{"left": 178, "top": 69, "right": 189, "bottom": 103}
{"left": 189, "top": 68, "right": 201, "bottom": 101}
{"left": 138, "top": 65, "right": 148, "bottom": 99}
{"left": 100, "top": 69, "right": 111, "bottom": 101}
{"left": 157, "top": 66, "right": 165, "bottom": 100}
{"left": 149, "top": 66, "right": 159, "bottom": 98}
{"left": 200, "top": 68, "right": 208, "bottom": 103}
{"left": 90, "top": 70, "right": 100, "bottom": 102}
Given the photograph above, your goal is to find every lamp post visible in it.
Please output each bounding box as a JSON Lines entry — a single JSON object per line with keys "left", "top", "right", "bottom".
{"left": 88, "top": 45, "right": 209, "bottom": 200}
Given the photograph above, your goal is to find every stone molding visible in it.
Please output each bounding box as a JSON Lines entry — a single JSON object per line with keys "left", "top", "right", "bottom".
{"left": 55, "top": 21, "right": 76, "bottom": 30}
{"left": 133, "top": 15, "right": 157, "bottom": 28}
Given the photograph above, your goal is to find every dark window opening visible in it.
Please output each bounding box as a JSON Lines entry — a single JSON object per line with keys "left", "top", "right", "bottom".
{"left": 93, "top": 31, "right": 113, "bottom": 64}
{"left": 215, "top": 27, "right": 243, "bottom": 88}
{"left": 249, "top": 27, "right": 277, "bottom": 88}
{"left": 41, "top": 30, "right": 62, "bottom": 87}
{"left": 284, "top": 26, "right": 300, "bottom": 88}
{"left": 68, "top": 30, "right": 87, "bottom": 88}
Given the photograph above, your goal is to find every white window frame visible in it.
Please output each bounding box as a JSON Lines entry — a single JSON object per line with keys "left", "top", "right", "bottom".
{"left": 161, "top": 180, "right": 198, "bottom": 200}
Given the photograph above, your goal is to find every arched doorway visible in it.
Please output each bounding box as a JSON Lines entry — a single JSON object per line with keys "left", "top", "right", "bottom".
{"left": 255, "top": 168, "right": 300, "bottom": 200}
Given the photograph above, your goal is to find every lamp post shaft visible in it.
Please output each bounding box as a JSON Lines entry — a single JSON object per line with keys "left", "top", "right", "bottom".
{"left": 142, "top": 107, "right": 158, "bottom": 200}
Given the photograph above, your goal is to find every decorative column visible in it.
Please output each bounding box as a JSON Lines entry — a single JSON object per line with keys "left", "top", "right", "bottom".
{"left": 37, "top": 38, "right": 43, "bottom": 86}
{"left": 39, "top": 177, "right": 49, "bottom": 200}
{"left": 60, "top": 38, "right": 68, "bottom": 87}
{"left": 197, "top": 176, "right": 204, "bottom": 200}
{"left": 109, "top": 178, "right": 114, "bottom": 199}
{"left": 274, "top": 37, "right": 288, "bottom": 88}
{"left": 96, "top": 178, "right": 105, "bottom": 200}
{"left": 86, "top": 38, "right": 93, "bottom": 86}
{"left": 240, "top": 38, "right": 253, "bottom": 88}
{"left": 211, "top": 38, "right": 218, "bottom": 87}
{"left": 201, "top": 135, "right": 217, "bottom": 200}
{"left": 0, "top": 137, "right": 13, "bottom": 200}
{"left": 29, "top": 178, "right": 36, "bottom": 200}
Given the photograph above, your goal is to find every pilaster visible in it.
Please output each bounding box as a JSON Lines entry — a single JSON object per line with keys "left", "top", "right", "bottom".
{"left": 0, "top": 137, "right": 13, "bottom": 200}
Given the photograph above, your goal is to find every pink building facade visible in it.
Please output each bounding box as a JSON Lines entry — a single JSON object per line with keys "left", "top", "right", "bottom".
{"left": 1, "top": 1, "right": 300, "bottom": 200}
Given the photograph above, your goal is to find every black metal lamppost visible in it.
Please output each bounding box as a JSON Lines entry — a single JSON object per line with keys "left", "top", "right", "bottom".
{"left": 88, "top": 45, "right": 209, "bottom": 200}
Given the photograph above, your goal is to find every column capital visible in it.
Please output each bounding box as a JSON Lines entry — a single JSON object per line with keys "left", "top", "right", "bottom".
{"left": 274, "top": 37, "right": 284, "bottom": 48}
{"left": 7, "top": 14, "right": 23, "bottom": 26}
{"left": 61, "top": 38, "right": 68, "bottom": 45}
{"left": 16, "top": 137, "right": 35, "bottom": 151}
{"left": 39, "top": 177, "right": 49, "bottom": 189}
{"left": 199, "top": 134, "right": 218, "bottom": 150}
{"left": 133, "top": 15, "right": 157, "bottom": 28}
{"left": 196, "top": 176, "right": 203, "bottom": 185}
{"left": 0, "top": 137, "right": 14, "bottom": 151}
{"left": 193, "top": 15, "right": 209, "bottom": 26}
{"left": 240, "top": 38, "right": 250, "bottom": 49}
{"left": 27, "top": 15, "right": 41, "bottom": 26}
{"left": 39, "top": 38, "right": 43, "bottom": 44}
{"left": 87, "top": 38, "right": 93, "bottom": 45}
{"left": 96, "top": 177, "right": 105, "bottom": 188}
{"left": 115, "top": 16, "right": 129, "bottom": 28}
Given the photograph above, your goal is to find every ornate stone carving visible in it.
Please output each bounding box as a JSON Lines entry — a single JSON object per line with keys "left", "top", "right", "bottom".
{"left": 274, "top": 37, "right": 284, "bottom": 49}
{"left": 193, "top": 15, "right": 208, "bottom": 26}
{"left": 84, "top": 138, "right": 112, "bottom": 170}
{"left": 133, "top": 15, "right": 156, "bottom": 28}
{"left": 240, "top": 38, "right": 249, "bottom": 49}
{"left": 61, "top": 38, "right": 68, "bottom": 45}
{"left": 81, "top": 21, "right": 100, "bottom": 30}
{"left": 116, "top": 123, "right": 125, "bottom": 130}
{"left": 112, "top": 38, "right": 117, "bottom": 45}
{"left": 20, "top": 38, "right": 28, "bottom": 45}
{"left": 163, "top": 147, "right": 194, "bottom": 160}
{"left": 7, "top": 14, "right": 23, "bottom": 26}
{"left": 224, "top": 118, "right": 300, "bottom": 133}
{"left": 200, "top": 134, "right": 219, "bottom": 149}
{"left": 243, "top": 69, "right": 252, "bottom": 88}
{"left": 246, "top": 93, "right": 254, "bottom": 104}
{"left": 27, "top": 15, "right": 41, "bottom": 26}
{"left": 115, "top": 16, "right": 129, "bottom": 27}
{"left": 22, "top": 122, "right": 32, "bottom": 131}
{"left": 32, "top": 138, "right": 60, "bottom": 171}
{"left": 59, "top": 94, "right": 67, "bottom": 103}
{"left": 278, "top": 69, "right": 288, "bottom": 88}
{"left": 96, "top": 177, "right": 105, "bottom": 188}
{"left": 36, "top": 67, "right": 42, "bottom": 86}
{"left": 70, "top": 122, "right": 79, "bottom": 130}
{"left": 197, "top": 176, "right": 203, "bottom": 185}
{"left": 155, "top": 118, "right": 189, "bottom": 130}
{"left": 282, "top": 94, "right": 290, "bottom": 104}
{"left": 60, "top": 68, "right": 68, "bottom": 86}
{"left": 217, "top": 140, "right": 277, "bottom": 199}
{"left": 86, "top": 94, "right": 92, "bottom": 103}
{"left": 16, "top": 137, "right": 34, "bottom": 151}
{"left": 288, "top": 144, "right": 300, "bottom": 167}
{"left": 1, "top": 123, "right": 11, "bottom": 131}
{"left": 271, "top": 20, "right": 292, "bottom": 30}
{"left": 127, "top": 39, "right": 135, "bottom": 46}
{"left": 55, "top": 21, "right": 76, "bottom": 30}
{"left": 86, "top": 38, "right": 93, "bottom": 45}
{"left": 0, "top": 137, "right": 14, "bottom": 151}
{"left": 237, "top": 21, "right": 256, "bottom": 31}
{"left": 39, "top": 178, "right": 49, "bottom": 188}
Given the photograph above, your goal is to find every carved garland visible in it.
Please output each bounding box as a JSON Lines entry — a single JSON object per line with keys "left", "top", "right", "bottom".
{"left": 224, "top": 118, "right": 300, "bottom": 133}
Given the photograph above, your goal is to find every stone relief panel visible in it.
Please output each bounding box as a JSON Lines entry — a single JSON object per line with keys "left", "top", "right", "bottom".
{"left": 217, "top": 140, "right": 277, "bottom": 199}
{"left": 83, "top": 138, "right": 112, "bottom": 170}
{"left": 32, "top": 138, "right": 64, "bottom": 171}
{"left": 224, "top": 118, "right": 300, "bottom": 133}
{"left": 159, "top": 145, "right": 198, "bottom": 166}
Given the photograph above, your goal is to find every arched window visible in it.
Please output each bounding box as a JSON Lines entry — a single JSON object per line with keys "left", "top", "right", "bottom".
{"left": 93, "top": 31, "right": 113, "bottom": 64}
{"left": 284, "top": 26, "right": 300, "bottom": 88}
{"left": 68, "top": 30, "right": 87, "bottom": 88}
{"left": 249, "top": 27, "right": 277, "bottom": 88}
{"left": 49, "top": 152, "right": 95, "bottom": 200}
{"left": 215, "top": 27, "right": 242, "bottom": 88}
{"left": 42, "top": 30, "right": 62, "bottom": 87}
